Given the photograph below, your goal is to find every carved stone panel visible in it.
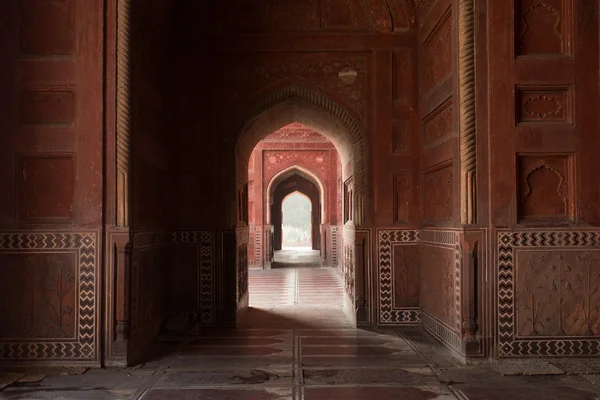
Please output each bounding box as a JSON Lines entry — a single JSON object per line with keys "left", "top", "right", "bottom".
{"left": 393, "top": 172, "right": 410, "bottom": 224}
{"left": 516, "top": 0, "right": 571, "bottom": 56}
{"left": 393, "top": 244, "right": 419, "bottom": 307}
{"left": 516, "top": 87, "right": 572, "bottom": 124}
{"left": 516, "top": 250, "right": 600, "bottom": 338}
{"left": 322, "top": 0, "right": 369, "bottom": 30}
{"left": 19, "top": 154, "right": 76, "bottom": 223}
{"left": 423, "top": 98, "right": 453, "bottom": 147}
{"left": 392, "top": 121, "right": 409, "bottom": 154}
{"left": 421, "top": 244, "right": 456, "bottom": 327}
{"left": 264, "top": 124, "right": 328, "bottom": 142}
{"left": 423, "top": 162, "right": 453, "bottom": 223}
{"left": 21, "top": 87, "right": 76, "bottom": 125}
{"left": 420, "top": 230, "right": 461, "bottom": 351}
{"left": 221, "top": 55, "right": 368, "bottom": 122}
{"left": 421, "top": 10, "right": 452, "bottom": 95}
{"left": 0, "top": 252, "right": 77, "bottom": 339}
{"left": 20, "top": 0, "right": 77, "bottom": 56}
{"left": 498, "top": 231, "right": 600, "bottom": 357}
{"left": 517, "top": 154, "right": 574, "bottom": 223}
{"left": 392, "top": 49, "right": 412, "bottom": 104}
{"left": 0, "top": 232, "right": 97, "bottom": 361}
{"left": 264, "top": 151, "right": 329, "bottom": 179}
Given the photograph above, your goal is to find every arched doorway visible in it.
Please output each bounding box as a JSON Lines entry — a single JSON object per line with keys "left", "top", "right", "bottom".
{"left": 281, "top": 191, "right": 312, "bottom": 249}
{"left": 231, "top": 86, "right": 367, "bottom": 326}
{"left": 269, "top": 170, "right": 323, "bottom": 253}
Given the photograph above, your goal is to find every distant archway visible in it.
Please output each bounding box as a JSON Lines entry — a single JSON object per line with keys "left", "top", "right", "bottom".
{"left": 266, "top": 166, "right": 326, "bottom": 225}
{"left": 272, "top": 174, "right": 321, "bottom": 251}
{"left": 232, "top": 85, "right": 366, "bottom": 325}
{"left": 281, "top": 192, "right": 312, "bottom": 249}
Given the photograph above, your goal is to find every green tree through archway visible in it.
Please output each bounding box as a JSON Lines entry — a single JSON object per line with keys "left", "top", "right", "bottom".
{"left": 282, "top": 192, "right": 311, "bottom": 248}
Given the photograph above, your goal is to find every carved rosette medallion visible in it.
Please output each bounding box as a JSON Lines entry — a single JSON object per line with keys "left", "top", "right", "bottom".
{"left": 339, "top": 67, "right": 358, "bottom": 85}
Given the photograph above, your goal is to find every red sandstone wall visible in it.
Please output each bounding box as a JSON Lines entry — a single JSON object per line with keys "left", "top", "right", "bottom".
{"left": 126, "top": 0, "right": 177, "bottom": 365}
{"left": 416, "top": 0, "right": 462, "bottom": 353}
{"left": 2, "top": 0, "right": 597, "bottom": 367}
{"left": 486, "top": 0, "right": 600, "bottom": 358}
{"left": 0, "top": 0, "right": 104, "bottom": 364}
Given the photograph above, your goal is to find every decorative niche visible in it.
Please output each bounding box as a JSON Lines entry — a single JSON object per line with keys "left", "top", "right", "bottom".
{"left": 515, "top": 86, "right": 573, "bottom": 125}
{"left": 343, "top": 176, "right": 354, "bottom": 224}
{"left": 515, "top": 0, "right": 573, "bottom": 58}
{"left": 517, "top": 153, "right": 575, "bottom": 224}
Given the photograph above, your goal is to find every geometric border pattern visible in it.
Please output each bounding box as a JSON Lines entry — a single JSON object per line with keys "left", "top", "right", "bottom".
{"left": 378, "top": 229, "right": 420, "bottom": 324}
{"left": 172, "top": 231, "right": 214, "bottom": 324}
{"left": 331, "top": 226, "right": 339, "bottom": 267}
{"left": 0, "top": 232, "right": 97, "bottom": 361}
{"left": 498, "top": 230, "right": 600, "bottom": 357}
{"left": 421, "top": 311, "right": 461, "bottom": 351}
{"left": 421, "top": 230, "right": 462, "bottom": 353}
{"left": 249, "top": 224, "right": 262, "bottom": 267}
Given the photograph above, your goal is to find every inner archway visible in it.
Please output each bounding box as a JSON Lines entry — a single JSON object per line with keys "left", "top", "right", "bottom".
{"left": 233, "top": 86, "right": 367, "bottom": 328}
{"left": 271, "top": 172, "right": 322, "bottom": 253}
{"left": 282, "top": 192, "right": 312, "bottom": 249}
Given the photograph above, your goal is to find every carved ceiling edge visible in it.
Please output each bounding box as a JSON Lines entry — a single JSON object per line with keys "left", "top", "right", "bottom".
{"left": 458, "top": 0, "right": 476, "bottom": 225}
{"left": 116, "top": 0, "right": 132, "bottom": 228}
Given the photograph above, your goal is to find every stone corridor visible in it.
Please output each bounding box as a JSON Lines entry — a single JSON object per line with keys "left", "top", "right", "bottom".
{"left": 1, "top": 267, "right": 600, "bottom": 399}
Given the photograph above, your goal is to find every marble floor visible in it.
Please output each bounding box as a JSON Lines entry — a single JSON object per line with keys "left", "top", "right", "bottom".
{"left": 271, "top": 249, "right": 322, "bottom": 268}
{"left": 1, "top": 268, "right": 600, "bottom": 399}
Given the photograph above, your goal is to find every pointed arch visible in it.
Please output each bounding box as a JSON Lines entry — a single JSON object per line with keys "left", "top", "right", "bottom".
{"left": 236, "top": 85, "right": 367, "bottom": 225}
{"left": 272, "top": 175, "right": 321, "bottom": 251}
{"left": 266, "top": 166, "right": 326, "bottom": 224}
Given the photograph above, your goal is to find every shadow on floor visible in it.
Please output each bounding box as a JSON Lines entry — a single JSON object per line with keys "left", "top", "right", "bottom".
{"left": 238, "top": 306, "right": 354, "bottom": 330}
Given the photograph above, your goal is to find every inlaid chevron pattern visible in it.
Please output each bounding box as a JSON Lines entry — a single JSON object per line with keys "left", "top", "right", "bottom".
{"left": 331, "top": 226, "right": 339, "bottom": 267}
{"left": 422, "top": 311, "right": 461, "bottom": 351}
{"left": 0, "top": 232, "right": 97, "bottom": 361}
{"left": 173, "top": 231, "right": 214, "bottom": 324}
{"left": 378, "top": 230, "right": 420, "bottom": 325}
{"left": 454, "top": 238, "right": 462, "bottom": 332}
{"left": 497, "top": 230, "right": 600, "bottom": 357}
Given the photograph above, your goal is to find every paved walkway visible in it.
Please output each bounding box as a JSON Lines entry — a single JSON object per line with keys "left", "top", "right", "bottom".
{"left": 248, "top": 267, "right": 344, "bottom": 309}
{"left": 272, "top": 249, "right": 322, "bottom": 268}
{"left": 1, "top": 268, "right": 600, "bottom": 399}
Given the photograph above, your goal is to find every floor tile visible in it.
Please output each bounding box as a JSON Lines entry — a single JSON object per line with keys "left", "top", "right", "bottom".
{"left": 141, "top": 388, "right": 293, "bottom": 400}
{"left": 303, "top": 386, "right": 457, "bottom": 400}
